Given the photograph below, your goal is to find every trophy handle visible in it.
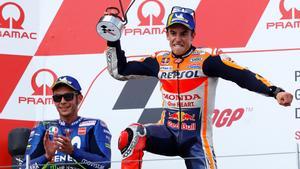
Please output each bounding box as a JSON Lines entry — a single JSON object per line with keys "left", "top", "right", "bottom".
{"left": 106, "top": 7, "right": 121, "bottom": 19}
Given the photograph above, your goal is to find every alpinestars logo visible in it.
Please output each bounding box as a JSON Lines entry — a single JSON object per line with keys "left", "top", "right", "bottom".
{"left": 124, "top": 0, "right": 166, "bottom": 36}
{"left": 0, "top": 2, "right": 37, "bottom": 39}
{"left": 18, "top": 69, "right": 57, "bottom": 105}
{"left": 266, "top": 0, "right": 300, "bottom": 29}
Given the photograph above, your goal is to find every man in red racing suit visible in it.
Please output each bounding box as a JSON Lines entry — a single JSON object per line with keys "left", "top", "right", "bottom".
{"left": 105, "top": 6, "right": 293, "bottom": 169}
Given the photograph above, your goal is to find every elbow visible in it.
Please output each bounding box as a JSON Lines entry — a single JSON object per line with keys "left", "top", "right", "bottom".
{"left": 107, "top": 69, "right": 128, "bottom": 81}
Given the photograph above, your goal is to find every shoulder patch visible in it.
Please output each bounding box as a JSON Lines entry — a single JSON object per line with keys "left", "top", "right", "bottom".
{"left": 100, "top": 120, "right": 108, "bottom": 128}
{"left": 200, "top": 47, "right": 222, "bottom": 56}
{"left": 79, "top": 120, "right": 97, "bottom": 127}
{"left": 192, "top": 49, "right": 206, "bottom": 55}
{"left": 155, "top": 50, "right": 170, "bottom": 57}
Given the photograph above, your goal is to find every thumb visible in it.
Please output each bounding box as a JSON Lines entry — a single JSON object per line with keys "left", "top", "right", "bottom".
{"left": 44, "top": 130, "right": 49, "bottom": 143}
{"left": 65, "top": 129, "right": 71, "bottom": 138}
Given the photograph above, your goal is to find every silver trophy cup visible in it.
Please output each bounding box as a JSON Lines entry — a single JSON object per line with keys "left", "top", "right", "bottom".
{"left": 96, "top": 7, "right": 125, "bottom": 42}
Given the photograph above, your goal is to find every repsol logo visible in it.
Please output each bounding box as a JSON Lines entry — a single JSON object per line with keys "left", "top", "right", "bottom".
{"left": 160, "top": 70, "right": 201, "bottom": 79}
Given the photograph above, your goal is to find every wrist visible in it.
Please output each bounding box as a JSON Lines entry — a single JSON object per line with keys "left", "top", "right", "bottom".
{"left": 270, "top": 86, "right": 285, "bottom": 98}
{"left": 70, "top": 146, "right": 76, "bottom": 156}
{"left": 107, "top": 40, "right": 120, "bottom": 47}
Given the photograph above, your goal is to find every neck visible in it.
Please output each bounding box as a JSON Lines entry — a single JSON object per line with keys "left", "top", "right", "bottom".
{"left": 60, "top": 114, "right": 79, "bottom": 125}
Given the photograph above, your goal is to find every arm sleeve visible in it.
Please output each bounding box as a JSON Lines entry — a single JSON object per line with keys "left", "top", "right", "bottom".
{"left": 106, "top": 40, "right": 160, "bottom": 80}
{"left": 202, "top": 55, "right": 284, "bottom": 97}
{"left": 71, "top": 120, "right": 111, "bottom": 169}
{"left": 22, "top": 122, "right": 49, "bottom": 169}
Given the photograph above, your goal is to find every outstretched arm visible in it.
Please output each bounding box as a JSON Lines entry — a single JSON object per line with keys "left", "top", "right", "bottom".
{"left": 203, "top": 55, "right": 293, "bottom": 106}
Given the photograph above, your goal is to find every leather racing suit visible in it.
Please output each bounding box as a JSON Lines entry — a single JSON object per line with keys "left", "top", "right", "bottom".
{"left": 23, "top": 117, "right": 111, "bottom": 169}
{"left": 106, "top": 40, "right": 283, "bottom": 169}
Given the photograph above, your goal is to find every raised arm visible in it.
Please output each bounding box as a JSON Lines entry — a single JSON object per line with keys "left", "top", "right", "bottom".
{"left": 106, "top": 40, "right": 159, "bottom": 80}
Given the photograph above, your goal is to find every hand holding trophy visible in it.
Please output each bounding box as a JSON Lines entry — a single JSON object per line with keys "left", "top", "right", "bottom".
{"left": 96, "top": 0, "right": 135, "bottom": 42}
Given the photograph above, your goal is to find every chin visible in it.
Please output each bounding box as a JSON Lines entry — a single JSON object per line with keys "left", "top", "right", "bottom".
{"left": 172, "top": 48, "right": 185, "bottom": 56}
{"left": 59, "top": 111, "right": 71, "bottom": 116}
{"left": 173, "top": 51, "right": 185, "bottom": 56}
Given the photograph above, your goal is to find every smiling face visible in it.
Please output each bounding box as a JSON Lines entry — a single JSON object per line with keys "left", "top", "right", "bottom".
{"left": 166, "top": 24, "right": 195, "bottom": 56}
{"left": 52, "top": 86, "right": 82, "bottom": 122}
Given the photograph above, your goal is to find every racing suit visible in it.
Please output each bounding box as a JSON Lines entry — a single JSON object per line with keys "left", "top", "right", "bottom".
{"left": 22, "top": 117, "right": 111, "bottom": 169}
{"left": 106, "top": 40, "right": 283, "bottom": 169}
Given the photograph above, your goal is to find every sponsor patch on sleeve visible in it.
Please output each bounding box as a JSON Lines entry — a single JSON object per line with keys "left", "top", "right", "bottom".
{"left": 78, "top": 127, "right": 87, "bottom": 135}
{"left": 79, "top": 120, "right": 96, "bottom": 127}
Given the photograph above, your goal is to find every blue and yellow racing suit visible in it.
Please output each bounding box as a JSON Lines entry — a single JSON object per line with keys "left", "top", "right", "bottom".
{"left": 23, "top": 117, "right": 111, "bottom": 169}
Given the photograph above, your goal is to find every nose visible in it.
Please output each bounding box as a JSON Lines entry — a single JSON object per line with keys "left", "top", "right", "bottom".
{"left": 173, "top": 34, "right": 182, "bottom": 42}
{"left": 174, "top": 33, "right": 180, "bottom": 40}
{"left": 60, "top": 97, "right": 67, "bottom": 103}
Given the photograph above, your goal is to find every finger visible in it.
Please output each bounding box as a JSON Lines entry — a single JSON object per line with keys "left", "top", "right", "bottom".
{"left": 43, "top": 130, "right": 49, "bottom": 143}
{"left": 55, "top": 137, "right": 65, "bottom": 147}
{"left": 57, "top": 135, "right": 68, "bottom": 143}
{"left": 65, "top": 129, "right": 71, "bottom": 138}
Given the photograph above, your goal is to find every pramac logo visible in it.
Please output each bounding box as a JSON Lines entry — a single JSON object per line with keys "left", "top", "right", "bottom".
{"left": 266, "top": 0, "right": 300, "bottom": 29}
{"left": 31, "top": 69, "right": 57, "bottom": 96}
{"left": 18, "top": 69, "right": 58, "bottom": 105}
{"left": 137, "top": 0, "right": 165, "bottom": 26}
{"left": 0, "top": 2, "right": 24, "bottom": 29}
{"left": 124, "top": 0, "right": 166, "bottom": 36}
{"left": 0, "top": 2, "right": 37, "bottom": 39}
{"left": 279, "top": 0, "right": 300, "bottom": 20}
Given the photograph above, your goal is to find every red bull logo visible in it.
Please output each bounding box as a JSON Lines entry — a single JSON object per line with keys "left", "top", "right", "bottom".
{"left": 168, "top": 112, "right": 196, "bottom": 122}
{"left": 167, "top": 112, "right": 196, "bottom": 130}
{"left": 168, "top": 112, "right": 179, "bottom": 121}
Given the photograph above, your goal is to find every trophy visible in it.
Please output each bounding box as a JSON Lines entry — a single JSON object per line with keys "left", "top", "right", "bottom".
{"left": 96, "top": 1, "right": 135, "bottom": 42}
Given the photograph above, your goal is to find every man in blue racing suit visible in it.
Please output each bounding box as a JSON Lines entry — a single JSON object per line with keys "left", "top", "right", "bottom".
{"left": 22, "top": 76, "right": 111, "bottom": 169}
{"left": 105, "top": 6, "right": 293, "bottom": 169}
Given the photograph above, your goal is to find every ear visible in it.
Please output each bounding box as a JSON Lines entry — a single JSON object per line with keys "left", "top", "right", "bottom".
{"left": 77, "top": 94, "right": 83, "bottom": 104}
{"left": 166, "top": 31, "right": 170, "bottom": 40}
{"left": 191, "top": 31, "right": 196, "bottom": 39}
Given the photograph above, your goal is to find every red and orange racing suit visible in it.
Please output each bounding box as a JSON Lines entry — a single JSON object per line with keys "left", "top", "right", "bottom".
{"left": 106, "top": 40, "right": 283, "bottom": 169}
